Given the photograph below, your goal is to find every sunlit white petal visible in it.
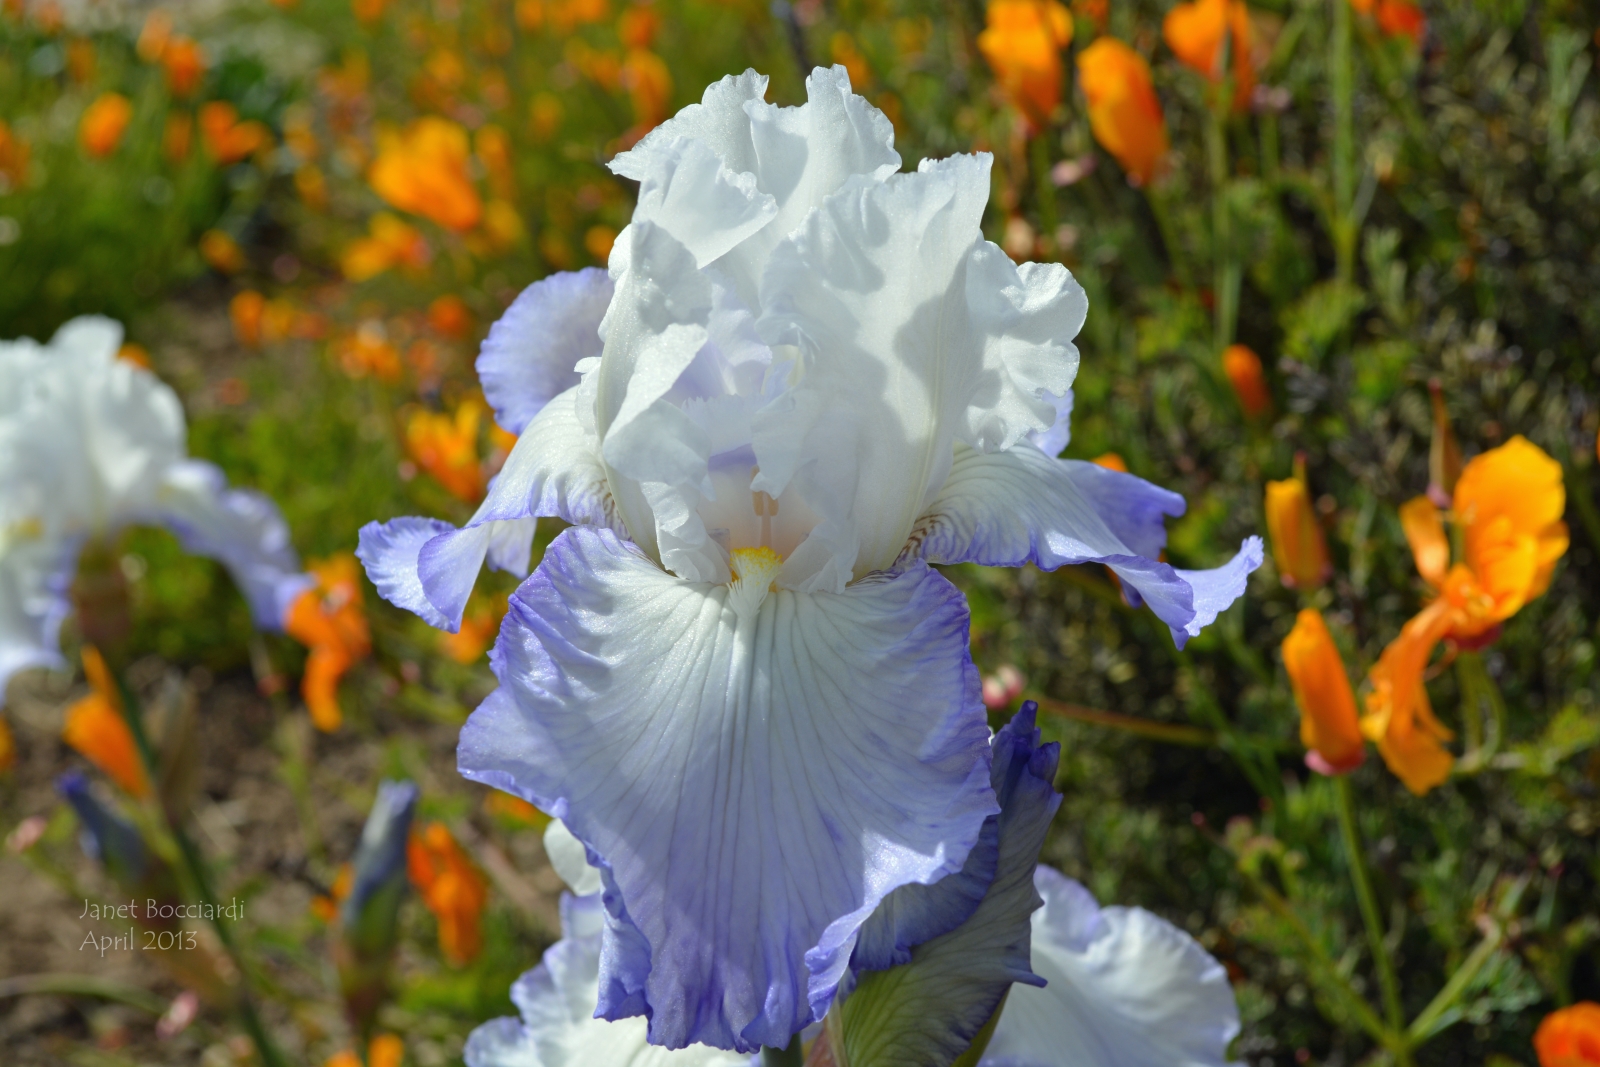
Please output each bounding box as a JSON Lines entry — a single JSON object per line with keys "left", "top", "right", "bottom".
{"left": 480, "top": 269, "right": 612, "bottom": 435}
{"left": 981, "top": 867, "right": 1240, "bottom": 1067}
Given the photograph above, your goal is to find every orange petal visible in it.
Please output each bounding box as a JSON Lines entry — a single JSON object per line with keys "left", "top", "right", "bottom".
{"left": 1283, "top": 609, "right": 1364, "bottom": 773}
{"left": 1361, "top": 600, "right": 1455, "bottom": 796}
{"left": 1398, "top": 496, "right": 1449, "bottom": 587}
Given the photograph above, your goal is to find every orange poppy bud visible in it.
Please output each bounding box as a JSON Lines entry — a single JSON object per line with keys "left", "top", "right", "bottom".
{"left": 1535, "top": 1002, "right": 1600, "bottom": 1067}
{"left": 137, "top": 10, "right": 173, "bottom": 62}
{"left": 1374, "top": 0, "right": 1424, "bottom": 45}
{"left": 1091, "top": 452, "right": 1128, "bottom": 472}
{"left": 1264, "top": 455, "right": 1330, "bottom": 590}
{"left": 978, "top": 0, "right": 1074, "bottom": 132}
{"left": 161, "top": 112, "right": 192, "bottom": 162}
{"left": 230, "top": 290, "right": 266, "bottom": 347}
{"left": 1163, "top": 0, "right": 1255, "bottom": 109}
{"left": 1222, "top": 343, "right": 1270, "bottom": 417}
{"left": 1283, "top": 610, "right": 1364, "bottom": 775}
{"left": 618, "top": 3, "right": 658, "bottom": 48}
{"left": 404, "top": 400, "right": 486, "bottom": 503}
{"left": 0, "top": 715, "right": 15, "bottom": 773}
{"left": 285, "top": 556, "right": 371, "bottom": 732}
{"left": 61, "top": 647, "right": 150, "bottom": 797}
{"left": 199, "top": 230, "right": 246, "bottom": 274}
{"left": 427, "top": 295, "right": 472, "bottom": 338}
{"left": 1077, "top": 38, "right": 1169, "bottom": 187}
{"left": 161, "top": 36, "right": 206, "bottom": 97}
{"left": 79, "top": 92, "right": 133, "bottom": 157}
{"left": 370, "top": 117, "right": 483, "bottom": 231}
{"left": 407, "top": 823, "right": 489, "bottom": 966}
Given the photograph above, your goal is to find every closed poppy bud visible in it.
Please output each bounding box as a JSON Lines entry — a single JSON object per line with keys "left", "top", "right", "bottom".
{"left": 1426, "top": 380, "right": 1461, "bottom": 506}
{"left": 1222, "top": 343, "right": 1270, "bottom": 417}
{"left": 1282, "top": 610, "right": 1364, "bottom": 775}
{"left": 1076, "top": 38, "right": 1169, "bottom": 187}
{"left": 1375, "top": 0, "right": 1424, "bottom": 45}
{"left": 80, "top": 92, "right": 133, "bottom": 157}
{"left": 161, "top": 36, "right": 206, "bottom": 97}
{"left": 62, "top": 647, "right": 150, "bottom": 798}
{"left": 1264, "top": 455, "right": 1330, "bottom": 590}
{"left": 1535, "top": 1002, "right": 1600, "bottom": 1067}
{"left": 230, "top": 290, "right": 266, "bottom": 347}
{"left": 978, "top": 0, "right": 1074, "bottom": 132}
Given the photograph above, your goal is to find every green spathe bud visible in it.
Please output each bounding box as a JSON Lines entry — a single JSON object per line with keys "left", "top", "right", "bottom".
{"left": 336, "top": 779, "right": 419, "bottom": 1040}
{"left": 825, "top": 704, "right": 1061, "bottom": 1067}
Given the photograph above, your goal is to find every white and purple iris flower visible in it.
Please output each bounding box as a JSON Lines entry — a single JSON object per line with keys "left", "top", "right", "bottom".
{"left": 0, "top": 316, "right": 310, "bottom": 697}
{"left": 465, "top": 707, "right": 1240, "bottom": 1066}
{"left": 359, "top": 66, "right": 1260, "bottom": 1052}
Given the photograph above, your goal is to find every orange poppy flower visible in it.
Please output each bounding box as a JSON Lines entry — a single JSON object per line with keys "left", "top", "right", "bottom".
{"left": 61, "top": 647, "right": 150, "bottom": 797}
{"left": 1360, "top": 0, "right": 1425, "bottom": 46}
{"left": 1223, "top": 343, "right": 1271, "bottom": 416}
{"left": 137, "top": 10, "right": 173, "bottom": 62}
{"left": 1164, "top": 0, "right": 1255, "bottom": 109}
{"left": 622, "top": 48, "right": 673, "bottom": 133}
{"left": 340, "top": 213, "right": 430, "bottom": 282}
{"left": 1092, "top": 452, "right": 1128, "bottom": 472}
{"left": 80, "top": 93, "right": 133, "bottom": 157}
{"left": 1283, "top": 609, "right": 1364, "bottom": 774}
{"left": 1536, "top": 1003, "right": 1600, "bottom": 1067}
{"left": 199, "top": 102, "right": 271, "bottom": 165}
{"left": 369, "top": 117, "right": 482, "bottom": 232}
{"left": 978, "top": 0, "right": 1074, "bottom": 132}
{"left": 322, "top": 1034, "right": 404, "bottom": 1067}
{"left": 161, "top": 36, "right": 206, "bottom": 97}
{"left": 1264, "top": 454, "right": 1330, "bottom": 590}
{"left": 404, "top": 401, "right": 486, "bottom": 504}
{"left": 1076, "top": 38, "right": 1168, "bottom": 186}
{"left": 334, "top": 323, "right": 403, "bottom": 383}
{"left": 199, "top": 230, "right": 246, "bottom": 274}
{"left": 1363, "top": 437, "right": 1568, "bottom": 795}
{"left": 407, "top": 823, "right": 489, "bottom": 965}
{"left": 285, "top": 556, "right": 371, "bottom": 732}
{"left": 427, "top": 295, "right": 472, "bottom": 339}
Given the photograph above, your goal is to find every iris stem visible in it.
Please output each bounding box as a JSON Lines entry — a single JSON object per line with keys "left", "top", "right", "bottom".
{"left": 761, "top": 1035, "right": 804, "bottom": 1067}
{"left": 1330, "top": 0, "right": 1357, "bottom": 286}
{"left": 1030, "top": 694, "right": 1217, "bottom": 747}
{"left": 1335, "top": 776, "right": 1410, "bottom": 1063}
{"left": 113, "top": 666, "right": 288, "bottom": 1067}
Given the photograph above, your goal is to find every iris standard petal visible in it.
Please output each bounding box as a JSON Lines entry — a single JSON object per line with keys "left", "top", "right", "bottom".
{"left": 910, "top": 443, "right": 1260, "bottom": 647}
{"left": 155, "top": 460, "right": 313, "bottom": 629}
{"left": 479, "top": 269, "right": 613, "bottom": 436}
{"left": 611, "top": 66, "right": 901, "bottom": 310}
{"left": 465, "top": 893, "right": 751, "bottom": 1067}
{"left": 457, "top": 526, "right": 996, "bottom": 1051}
{"left": 980, "top": 867, "right": 1240, "bottom": 1067}
{"left": 754, "top": 154, "right": 1082, "bottom": 587}
{"left": 358, "top": 386, "right": 618, "bottom": 631}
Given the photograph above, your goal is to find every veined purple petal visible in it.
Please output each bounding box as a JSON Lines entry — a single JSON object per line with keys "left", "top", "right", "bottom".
{"left": 458, "top": 526, "right": 996, "bottom": 1052}
{"left": 0, "top": 533, "right": 76, "bottom": 696}
{"left": 479, "top": 269, "right": 612, "bottom": 436}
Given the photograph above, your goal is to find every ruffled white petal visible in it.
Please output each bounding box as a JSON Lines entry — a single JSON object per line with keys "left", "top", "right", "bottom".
{"left": 458, "top": 526, "right": 995, "bottom": 1051}
{"left": 753, "top": 155, "right": 1081, "bottom": 587}
{"left": 479, "top": 269, "right": 613, "bottom": 435}
{"left": 980, "top": 867, "right": 1240, "bottom": 1067}
{"left": 625, "top": 137, "right": 778, "bottom": 269}
{"left": 1025, "top": 389, "right": 1073, "bottom": 458}
{"left": 544, "top": 818, "right": 603, "bottom": 897}
{"left": 154, "top": 460, "right": 313, "bottom": 630}
{"left": 465, "top": 894, "right": 751, "bottom": 1067}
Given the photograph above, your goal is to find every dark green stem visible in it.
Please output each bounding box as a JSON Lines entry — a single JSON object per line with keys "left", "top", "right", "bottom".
{"left": 1331, "top": 0, "right": 1357, "bottom": 285}
{"left": 1031, "top": 695, "right": 1218, "bottom": 747}
{"left": 761, "top": 1035, "right": 804, "bottom": 1067}
{"left": 1335, "top": 776, "right": 1410, "bottom": 1064}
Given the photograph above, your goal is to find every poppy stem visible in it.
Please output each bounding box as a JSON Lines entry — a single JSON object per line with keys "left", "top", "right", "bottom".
{"left": 1030, "top": 694, "right": 1218, "bottom": 747}
{"left": 1334, "top": 776, "right": 1412, "bottom": 1065}
{"left": 1330, "top": 0, "right": 1357, "bottom": 286}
